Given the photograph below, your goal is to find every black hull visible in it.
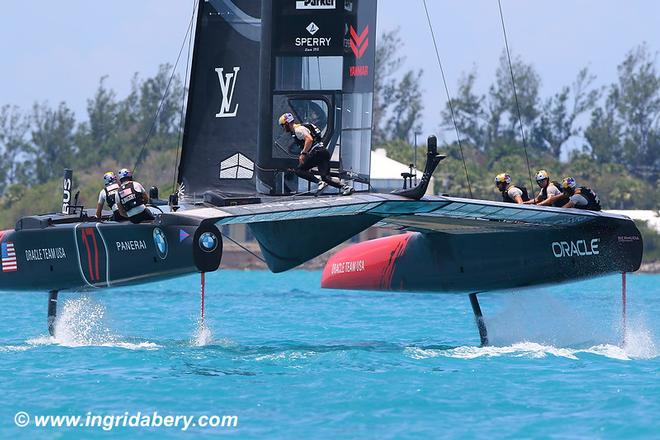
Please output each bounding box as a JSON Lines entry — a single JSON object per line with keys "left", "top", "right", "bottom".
{"left": 0, "top": 213, "right": 222, "bottom": 292}
{"left": 322, "top": 215, "right": 643, "bottom": 292}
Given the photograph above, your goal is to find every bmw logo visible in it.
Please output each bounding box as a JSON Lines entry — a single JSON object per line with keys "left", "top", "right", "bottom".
{"left": 199, "top": 232, "right": 218, "bottom": 253}
{"left": 153, "top": 228, "right": 168, "bottom": 259}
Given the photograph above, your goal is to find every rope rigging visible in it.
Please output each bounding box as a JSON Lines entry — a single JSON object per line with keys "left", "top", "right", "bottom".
{"left": 497, "top": 0, "right": 536, "bottom": 196}
{"left": 220, "top": 230, "right": 267, "bottom": 264}
{"left": 421, "top": 0, "right": 473, "bottom": 198}
{"left": 132, "top": 0, "right": 199, "bottom": 176}
{"left": 171, "top": 0, "right": 199, "bottom": 194}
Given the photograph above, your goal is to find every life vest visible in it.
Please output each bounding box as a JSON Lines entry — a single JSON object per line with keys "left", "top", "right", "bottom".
{"left": 574, "top": 187, "right": 601, "bottom": 211}
{"left": 502, "top": 185, "right": 529, "bottom": 203}
{"left": 104, "top": 182, "right": 120, "bottom": 210}
{"left": 539, "top": 181, "right": 568, "bottom": 207}
{"left": 540, "top": 181, "right": 562, "bottom": 200}
{"left": 118, "top": 181, "right": 145, "bottom": 212}
{"left": 293, "top": 122, "right": 324, "bottom": 150}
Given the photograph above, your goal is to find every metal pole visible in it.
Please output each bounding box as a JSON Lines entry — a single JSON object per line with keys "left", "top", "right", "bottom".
{"left": 622, "top": 272, "right": 627, "bottom": 345}
{"left": 469, "top": 292, "right": 489, "bottom": 346}
{"left": 48, "top": 290, "right": 59, "bottom": 337}
{"left": 414, "top": 133, "right": 418, "bottom": 169}
{"left": 200, "top": 272, "right": 206, "bottom": 322}
{"left": 413, "top": 132, "right": 419, "bottom": 185}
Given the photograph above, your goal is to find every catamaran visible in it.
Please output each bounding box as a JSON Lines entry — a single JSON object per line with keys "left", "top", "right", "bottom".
{"left": 0, "top": 1, "right": 642, "bottom": 345}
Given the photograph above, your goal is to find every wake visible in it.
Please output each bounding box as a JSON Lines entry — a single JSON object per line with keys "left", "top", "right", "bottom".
{"left": 192, "top": 319, "right": 214, "bottom": 347}
{"left": 406, "top": 333, "right": 657, "bottom": 362}
{"left": 407, "top": 288, "right": 658, "bottom": 361}
{"left": 1, "top": 295, "right": 222, "bottom": 352}
{"left": 26, "top": 296, "right": 159, "bottom": 350}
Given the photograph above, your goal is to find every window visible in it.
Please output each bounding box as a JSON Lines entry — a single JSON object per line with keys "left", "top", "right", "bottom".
{"left": 275, "top": 56, "right": 343, "bottom": 91}
{"left": 289, "top": 99, "right": 329, "bottom": 134}
{"left": 340, "top": 92, "right": 372, "bottom": 181}
{"left": 272, "top": 95, "right": 332, "bottom": 159}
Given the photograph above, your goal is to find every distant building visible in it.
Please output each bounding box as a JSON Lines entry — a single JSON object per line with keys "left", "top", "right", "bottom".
{"left": 606, "top": 210, "right": 660, "bottom": 233}
{"left": 369, "top": 148, "right": 434, "bottom": 195}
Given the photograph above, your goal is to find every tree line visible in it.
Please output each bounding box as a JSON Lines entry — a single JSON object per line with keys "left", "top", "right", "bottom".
{"left": 375, "top": 30, "right": 660, "bottom": 209}
{"left": 1, "top": 33, "right": 659, "bottom": 216}
{"left": 0, "top": 65, "right": 183, "bottom": 210}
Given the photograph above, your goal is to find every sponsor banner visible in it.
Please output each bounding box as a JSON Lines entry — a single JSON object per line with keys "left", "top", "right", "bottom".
{"left": 330, "top": 259, "right": 365, "bottom": 275}
{"left": 349, "top": 25, "right": 368, "bottom": 59}
{"left": 296, "top": 0, "right": 336, "bottom": 10}
{"left": 551, "top": 238, "right": 600, "bottom": 258}
{"left": 116, "top": 240, "right": 148, "bottom": 252}
{"left": 274, "top": 13, "right": 344, "bottom": 55}
{"left": 25, "top": 247, "right": 67, "bottom": 262}
{"left": 153, "top": 228, "right": 168, "bottom": 260}
{"left": 61, "top": 169, "right": 72, "bottom": 214}
{"left": 342, "top": 1, "right": 377, "bottom": 92}
{"left": 618, "top": 235, "right": 640, "bottom": 243}
{"left": 346, "top": 25, "right": 370, "bottom": 78}
{"left": 214, "top": 67, "right": 240, "bottom": 118}
{"left": 2, "top": 242, "right": 17, "bottom": 272}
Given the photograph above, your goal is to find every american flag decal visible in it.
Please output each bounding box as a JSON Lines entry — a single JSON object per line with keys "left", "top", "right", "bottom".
{"left": 1, "top": 242, "right": 17, "bottom": 272}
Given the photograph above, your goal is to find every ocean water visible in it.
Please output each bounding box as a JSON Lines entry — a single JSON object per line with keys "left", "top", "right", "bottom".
{"left": 0, "top": 271, "right": 659, "bottom": 439}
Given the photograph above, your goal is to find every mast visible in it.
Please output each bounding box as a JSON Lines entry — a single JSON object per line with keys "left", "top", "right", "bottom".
{"left": 177, "top": 0, "right": 378, "bottom": 198}
{"left": 256, "top": 0, "right": 378, "bottom": 195}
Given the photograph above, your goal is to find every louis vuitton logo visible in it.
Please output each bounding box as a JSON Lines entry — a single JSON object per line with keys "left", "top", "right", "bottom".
{"left": 215, "top": 66, "right": 240, "bottom": 118}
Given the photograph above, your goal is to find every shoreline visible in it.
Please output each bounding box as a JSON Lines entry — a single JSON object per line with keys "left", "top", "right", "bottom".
{"left": 640, "top": 261, "right": 660, "bottom": 274}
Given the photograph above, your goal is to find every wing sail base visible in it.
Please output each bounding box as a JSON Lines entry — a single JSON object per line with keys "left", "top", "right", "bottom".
{"left": 249, "top": 214, "right": 380, "bottom": 273}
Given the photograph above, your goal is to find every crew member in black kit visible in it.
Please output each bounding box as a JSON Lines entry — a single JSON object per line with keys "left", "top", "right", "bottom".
{"left": 279, "top": 112, "right": 354, "bottom": 196}
{"left": 114, "top": 168, "right": 155, "bottom": 223}
{"left": 95, "top": 171, "right": 126, "bottom": 221}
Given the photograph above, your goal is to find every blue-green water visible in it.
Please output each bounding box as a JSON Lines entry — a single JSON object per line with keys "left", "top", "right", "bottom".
{"left": 1, "top": 271, "right": 659, "bottom": 439}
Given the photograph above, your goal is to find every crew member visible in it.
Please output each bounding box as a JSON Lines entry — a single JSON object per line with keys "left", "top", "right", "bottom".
{"left": 495, "top": 173, "right": 529, "bottom": 204}
{"left": 95, "top": 171, "right": 126, "bottom": 221}
{"left": 114, "top": 168, "right": 155, "bottom": 223}
{"left": 558, "top": 177, "right": 602, "bottom": 211}
{"left": 526, "top": 169, "right": 566, "bottom": 206}
{"left": 278, "top": 112, "right": 354, "bottom": 196}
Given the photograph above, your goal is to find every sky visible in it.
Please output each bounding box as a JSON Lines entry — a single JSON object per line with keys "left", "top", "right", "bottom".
{"left": 1, "top": 0, "right": 660, "bottom": 139}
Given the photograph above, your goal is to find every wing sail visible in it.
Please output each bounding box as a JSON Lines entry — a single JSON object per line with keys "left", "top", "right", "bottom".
{"left": 171, "top": 194, "right": 640, "bottom": 273}
{"left": 182, "top": 194, "right": 615, "bottom": 231}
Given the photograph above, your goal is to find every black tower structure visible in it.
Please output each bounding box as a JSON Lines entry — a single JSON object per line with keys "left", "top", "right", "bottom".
{"left": 178, "top": 0, "right": 262, "bottom": 197}
{"left": 256, "top": 0, "right": 377, "bottom": 195}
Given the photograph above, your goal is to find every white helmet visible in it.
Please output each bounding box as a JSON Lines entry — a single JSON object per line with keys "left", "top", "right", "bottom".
{"left": 118, "top": 168, "right": 133, "bottom": 181}
{"left": 278, "top": 112, "right": 295, "bottom": 126}
{"left": 535, "top": 169, "right": 549, "bottom": 182}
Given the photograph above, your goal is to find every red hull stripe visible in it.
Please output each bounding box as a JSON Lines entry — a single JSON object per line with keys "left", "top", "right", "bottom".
{"left": 321, "top": 233, "right": 413, "bottom": 290}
